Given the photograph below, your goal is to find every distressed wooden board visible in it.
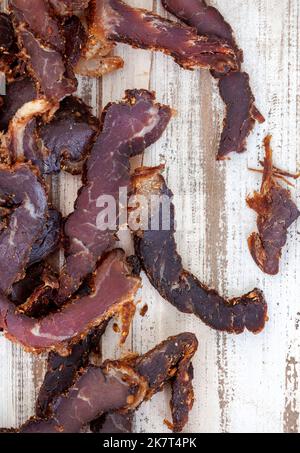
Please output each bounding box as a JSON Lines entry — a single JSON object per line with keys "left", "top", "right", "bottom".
{"left": 0, "top": 0, "right": 299, "bottom": 433}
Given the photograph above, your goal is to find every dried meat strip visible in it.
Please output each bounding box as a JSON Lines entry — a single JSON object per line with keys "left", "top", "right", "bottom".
{"left": 36, "top": 323, "right": 108, "bottom": 418}
{"left": 57, "top": 89, "right": 172, "bottom": 304}
{"left": 20, "top": 362, "right": 147, "bottom": 433}
{"left": 18, "top": 333, "right": 197, "bottom": 433}
{"left": 0, "top": 13, "right": 15, "bottom": 53}
{"left": 88, "top": 0, "right": 238, "bottom": 74}
{"left": 16, "top": 26, "right": 77, "bottom": 101}
{"left": 247, "top": 136, "right": 300, "bottom": 275}
{"left": 161, "top": 0, "right": 264, "bottom": 159}
{"left": 10, "top": 0, "right": 77, "bottom": 101}
{"left": 131, "top": 166, "right": 268, "bottom": 334}
{"left": 0, "top": 163, "right": 48, "bottom": 294}
{"left": 0, "top": 249, "right": 140, "bottom": 354}
{"left": 133, "top": 332, "right": 198, "bottom": 432}
{"left": 218, "top": 72, "right": 264, "bottom": 159}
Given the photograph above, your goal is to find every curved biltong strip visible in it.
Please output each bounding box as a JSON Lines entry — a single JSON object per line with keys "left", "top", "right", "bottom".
{"left": 36, "top": 322, "right": 108, "bottom": 418}
{"left": 16, "top": 25, "right": 77, "bottom": 101}
{"left": 0, "top": 250, "right": 140, "bottom": 354}
{"left": 161, "top": 0, "right": 265, "bottom": 159}
{"left": 247, "top": 136, "right": 300, "bottom": 275}
{"left": 218, "top": 72, "right": 264, "bottom": 159}
{"left": 0, "top": 163, "right": 48, "bottom": 294}
{"left": 0, "top": 77, "right": 37, "bottom": 132}
{"left": 20, "top": 363, "right": 148, "bottom": 433}
{"left": 133, "top": 332, "right": 198, "bottom": 432}
{"left": 57, "top": 89, "right": 172, "bottom": 304}
{"left": 88, "top": 0, "right": 238, "bottom": 74}
{"left": 131, "top": 166, "right": 268, "bottom": 334}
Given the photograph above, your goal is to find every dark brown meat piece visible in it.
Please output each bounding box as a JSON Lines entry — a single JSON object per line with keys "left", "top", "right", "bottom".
{"left": 0, "top": 163, "right": 48, "bottom": 294}
{"left": 162, "top": 0, "right": 264, "bottom": 159}
{"left": 0, "top": 77, "right": 37, "bottom": 132}
{"left": 88, "top": 0, "right": 238, "bottom": 74}
{"left": 218, "top": 72, "right": 264, "bottom": 159}
{"left": 37, "top": 96, "right": 99, "bottom": 175}
{"left": 0, "top": 250, "right": 140, "bottom": 354}
{"left": 247, "top": 136, "right": 300, "bottom": 275}
{"left": 49, "top": 0, "right": 91, "bottom": 16}
{"left": 7, "top": 95, "right": 99, "bottom": 175}
{"left": 133, "top": 332, "right": 198, "bottom": 432}
{"left": 10, "top": 263, "right": 55, "bottom": 308}
{"left": 62, "top": 15, "right": 88, "bottom": 67}
{"left": 131, "top": 166, "right": 268, "bottom": 334}
{"left": 0, "top": 12, "right": 15, "bottom": 52}
{"left": 10, "top": 0, "right": 65, "bottom": 52}
{"left": 57, "top": 89, "right": 172, "bottom": 304}
{"left": 0, "top": 13, "right": 19, "bottom": 80}
{"left": 20, "top": 363, "right": 147, "bottom": 433}
{"left": 28, "top": 208, "right": 62, "bottom": 266}
{"left": 36, "top": 323, "right": 108, "bottom": 418}
{"left": 90, "top": 412, "right": 133, "bottom": 433}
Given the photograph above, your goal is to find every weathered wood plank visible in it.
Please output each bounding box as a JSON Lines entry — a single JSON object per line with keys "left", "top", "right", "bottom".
{"left": 0, "top": 0, "right": 299, "bottom": 434}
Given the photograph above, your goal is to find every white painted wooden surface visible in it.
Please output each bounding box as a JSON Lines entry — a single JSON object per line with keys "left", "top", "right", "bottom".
{"left": 0, "top": 0, "right": 299, "bottom": 433}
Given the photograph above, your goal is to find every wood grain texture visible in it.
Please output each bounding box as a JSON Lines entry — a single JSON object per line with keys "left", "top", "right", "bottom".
{"left": 0, "top": 0, "right": 299, "bottom": 433}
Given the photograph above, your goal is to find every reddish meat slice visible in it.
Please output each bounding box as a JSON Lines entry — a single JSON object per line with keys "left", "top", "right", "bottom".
{"left": 10, "top": 0, "right": 65, "bottom": 52}
{"left": 0, "top": 164, "right": 48, "bottom": 294}
{"left": 21, "top": 363, "right": 147, "bottom": 433}
{"left": 58, "top": 89, "right": 172, "bottom": 303}
{"left": 87, "top": 0, "right": 238, "bottom": 74}
{"left": 17, "top": 26, "right": 77, "bottom": 101}
{"left": 247, "top": 136, "right": 300, "bottom": 275}
{"left": 0, "top": 77, "right": 37, "bottom": 132}
{"left": 0, "top": 250, "right": 140, "bottom": 354}
{"left": 162, "top": 0, "right": 264, "bottom": 159}
{"left": 36, "top": 323, "right": 108, "bottom": 417}
{"left": 131, "top": 166, "right": 268, "bottom": 334}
